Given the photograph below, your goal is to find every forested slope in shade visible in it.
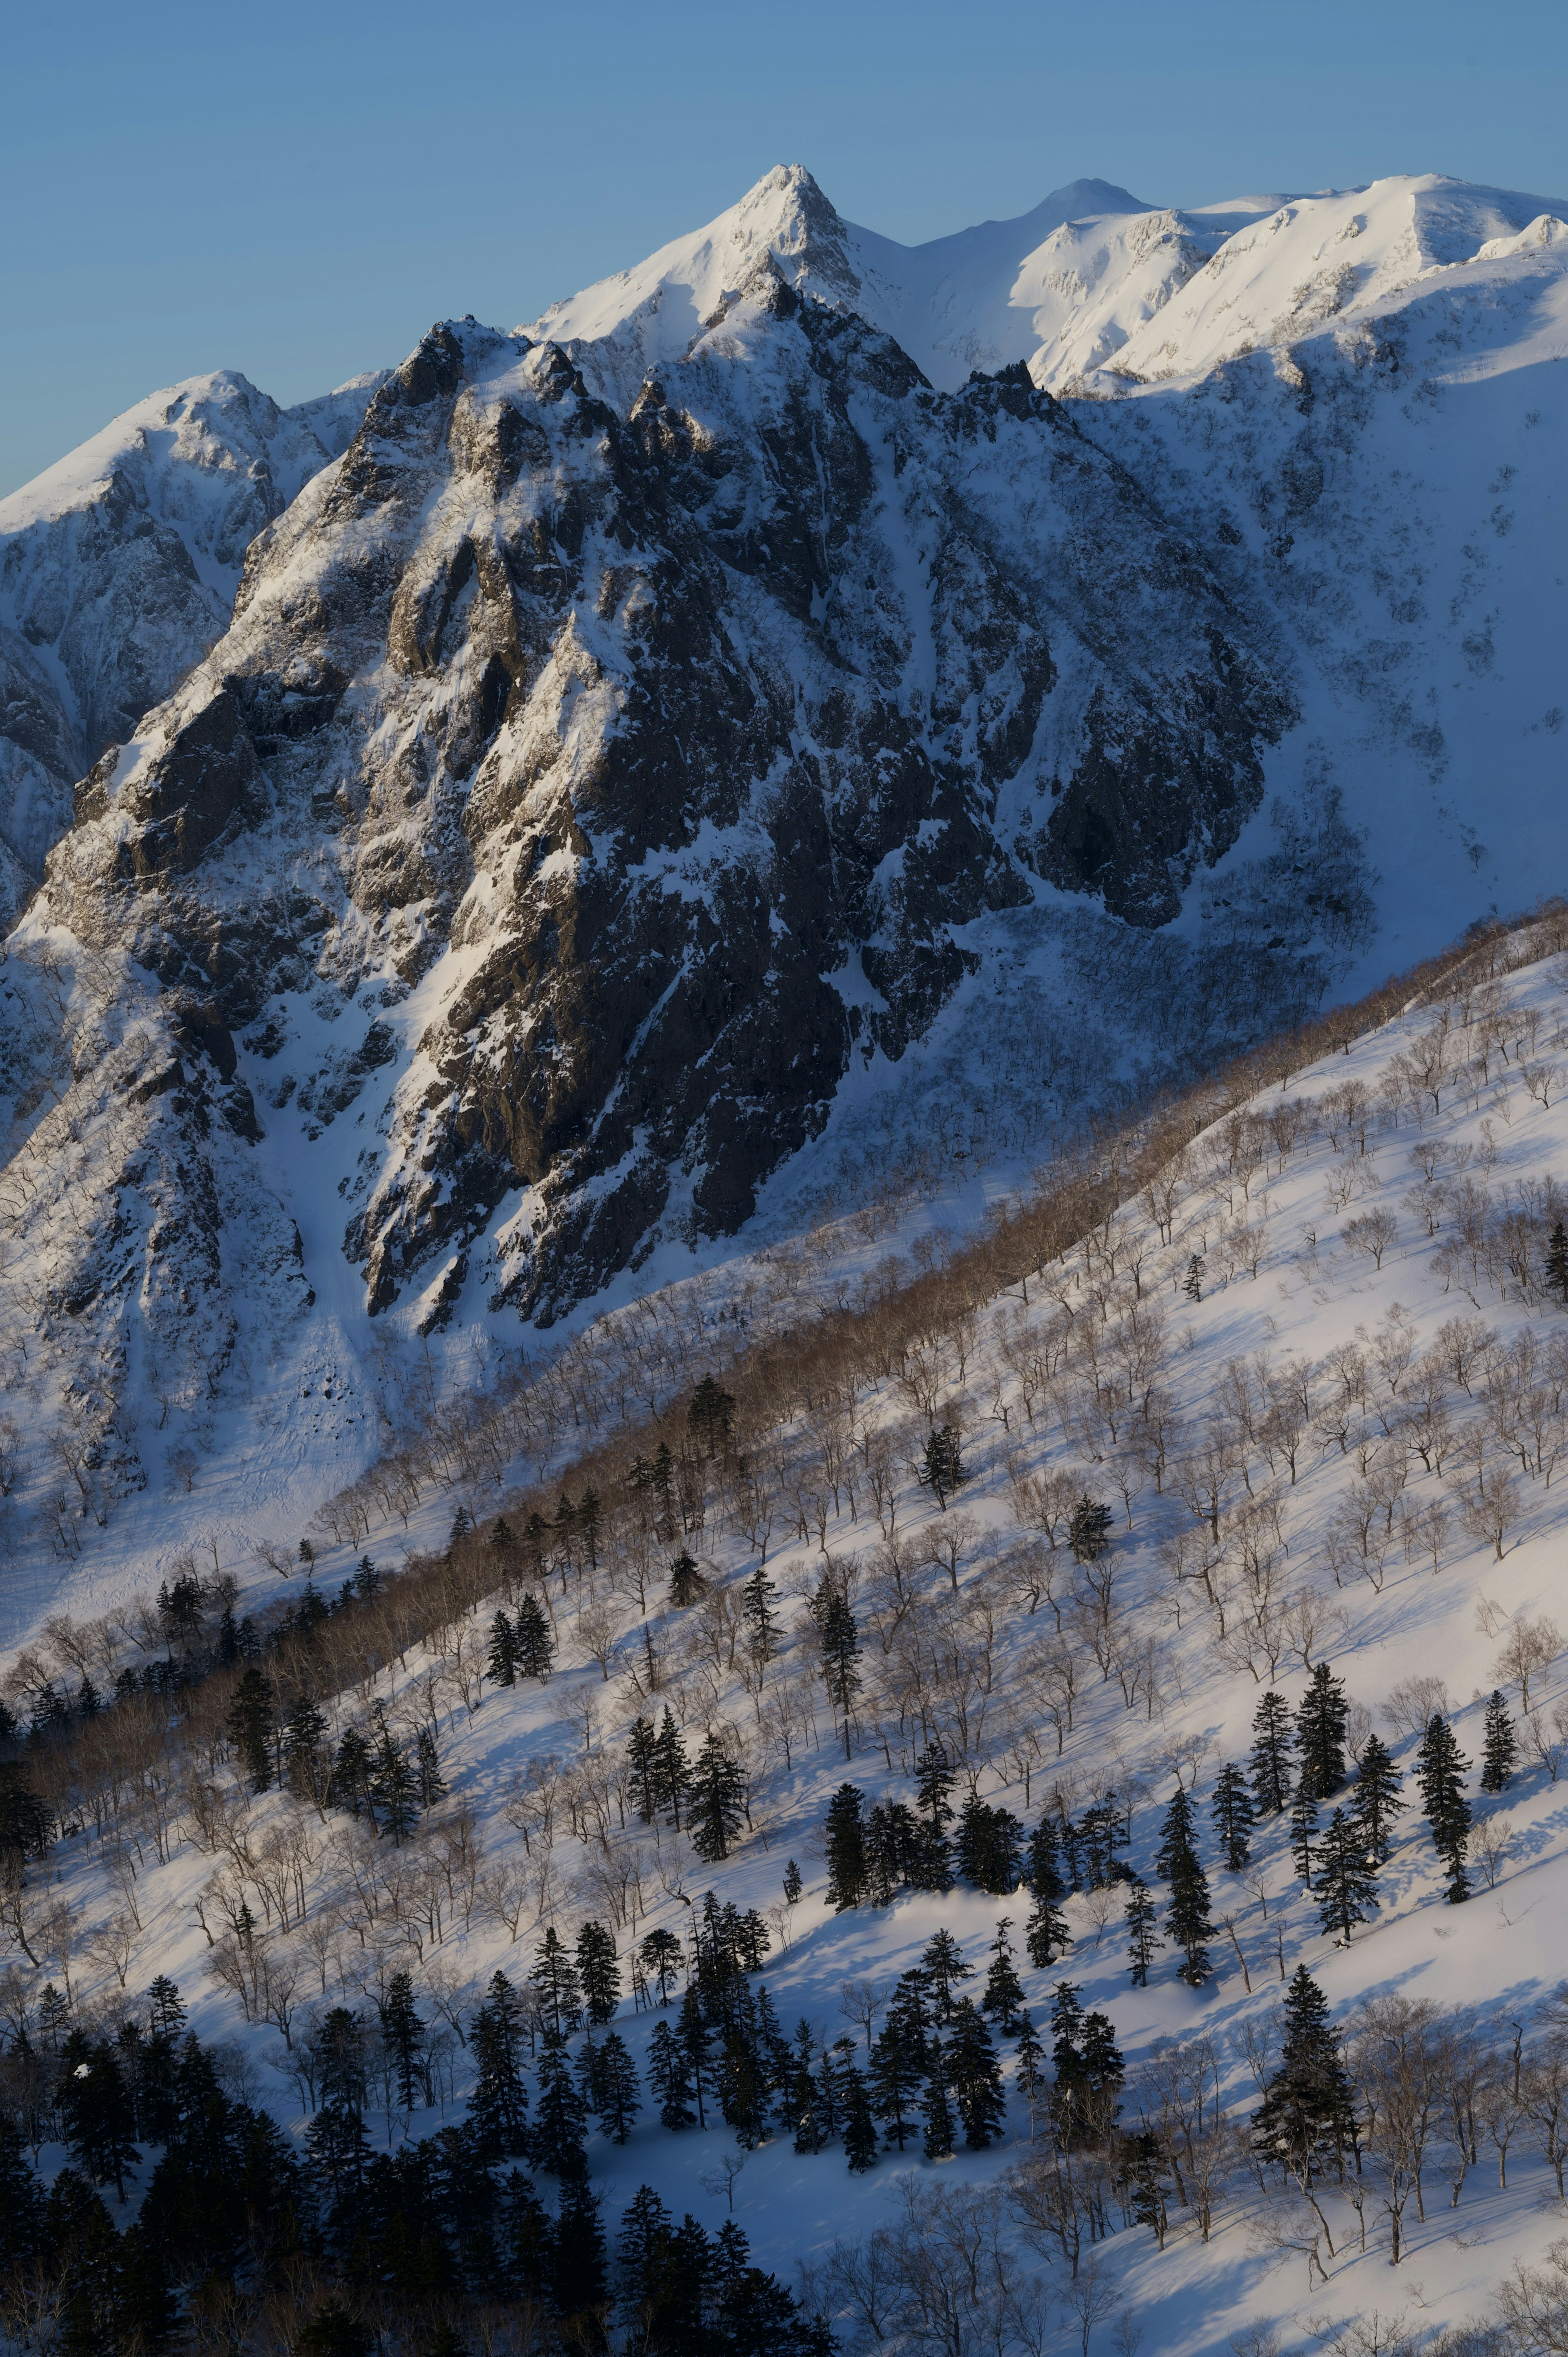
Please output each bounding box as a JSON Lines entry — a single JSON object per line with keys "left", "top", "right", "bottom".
{"left": 7, "top": 916, "right": 1568, "bottom": 2348}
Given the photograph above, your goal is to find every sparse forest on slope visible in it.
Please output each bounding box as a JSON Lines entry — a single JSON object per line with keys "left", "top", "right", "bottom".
{"left": 2, "top": 914, "right": 1568, "bottom": 2350}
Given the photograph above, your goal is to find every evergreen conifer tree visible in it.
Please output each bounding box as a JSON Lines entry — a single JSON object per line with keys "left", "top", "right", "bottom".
{"left": 486, "top": 1612, "right": 517, "bottom": 1687}
{"left": 669, "top": 1550, "right": 706, "bottom": 1608}
{"left": 1351, "top": 1734, "right": 1406, "bottom": 1864}
{"left": 1548, "top": 1218, "right": 1568, "bottom": 1304}
{"left": 1315, "top": 1808, "right": 1380, "bottom": 1944}
{"left": 58, "top": 2034, "right": 139, "bottom": 2199}
{"left": 638, "top": 1927, "right": 683, "bottom": 2007}
{"left": 1481, "top": 1689, "right": 1518, "bottom": 1793}
{"left": 627, "top": 1717, "right": 659, "bottom": 1825}
{"left": 1416, "top": 1713, "right": 1473, "bottom": 1902}
{"left": 869, "top": 1978, "right": 929, "bottom": 2152}
{"left": 226, "top": 1666, "right": 275, "bottom": 1794}
{"left": 1295, "top": 1663, "right": 1350, "bottom": 1799}
{"left": 414, "top": 1724, "right": 445, "bottom": 1809}
{"left": 690, "top": 1733, "right": 746, "bottom": 1863}
{"left": 688, "top": 1373, "right": 737, "bottom": 1457}
{"left": 469, "top": 1972, "right": 529, "bottom": 2157}
{"left": 368, "top": 1706, "right": 419, "bottom": 1841}
{"left": 840, "top": 2052, "right": 879, "bottom": 2172}
{"left": 577, "top": 1922, "right": 620, "bottom": 2024}
{"left": 981, "top": 1916, "right": 1025, "bottom": 2033}
{"left": 741, "top": 1563, "right": 781, "bottom": 1662}
{"left": 590, "top": 2031, "right": 641, "bottom": 2143}
{"left": 921, "top": 2052, "right": 956, "bottom": 2159}
{"left": 1069, "top": 1496, "right": 1114, "bottom": 1563}
{"left": 530, "top": 1928, "right": 584, "bottom": 2037}
{"left": 1024, "top": 1814, "right": 1071, "bottom": 1966}
{"left": 379, "top": 1970, "right": 426, "bottom": 2112}
{"left": 677, "top": 1986, "right": 712, "bottom": 2129}
{"left": 1210, "top": 1762, "right": 1256, "bottom": 1870}
{"left": 514, "top": 1593, "right": 554, "bottom": 1678}
{"left": 1184, "top": 1253, "right": 1204, "bottom": 1302}
{"left": 920, "top": 1423, "right": 967, "bottom": 1507}
{"left": 653, "top": 1708, "right": 691, "bottom": 1830}
{"left": 1252, "top": 1965, "right": 1358, "bottom": 2180}
{"left": 530, "top": 2031, "right": 588, "bottom": 2179}
{"left": 919, "top": 1929, "right": 974, "bottom": 2023}
{"left": 824, "top": 1784, "right": 867, "bottom": 1910}
{"left": 817, "top": 1584, "right": 862, "bottom": 1759}
{"left": 1125, "top": 1872, "right": 1162, "bottom": 1987}
{"left": 1013, "top": 2008, "right": 1046, "bottom": 2139}
{"left": 1290, "top": 1779, "right": 1320, "bottom": 1888}
{"left": 1159, "top": 1787, "right": 1215, "bottom": 1985}
{"left": 281, "top": 1696, "right": 330, "bottom": 1807}
{"left": 648, "top": 2018, "right": 696, "bottom": 2128}
{"left": 947, "top": 2001, "right": 1008, "bottom": 2147}
{"left": 1250, "top": 1690, "right": 1294, "bottom": 1815}
{"left": 783, "top": 1859, "right": 804, "bottom": 1906}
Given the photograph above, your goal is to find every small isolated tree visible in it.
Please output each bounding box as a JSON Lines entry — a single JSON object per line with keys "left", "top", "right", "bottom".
{"left": 1184, "top": 1254, "right": 1205, "bottom": 1303}
{"left": 668, "top": 1551, "right": 706, "bottom": 1608}
{"left": 1069, "top": 1496, "right": 1114, "bottom": 1563}
{"left": 921, "top": 1424, "right": 967, "bottom": 1509}
{"left": 783, "top": 1859, "right": 804, "bottom": 1906}
{"left": 1342, "top": 1206, "right": 1397, "bottom": 1269}
{"left": 981, "top": 1918, "right": 1025, "bottom": 2034}
{"left": 1481, "top": 1688, "right": 1518, "bottom": 1793}
{"left": 816, "top": 1583, "right": 862, "bottom": 1760}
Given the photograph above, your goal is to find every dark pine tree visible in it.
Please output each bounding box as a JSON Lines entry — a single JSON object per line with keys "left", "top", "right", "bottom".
{"left": 627, "top": 1717, "right": 659, "bottom": 1825}
{"left": 869, "top": 1978, "right": 929, "bottom": 2153}
{"left": 921, "top": 2051, "right": 956, "bottom": 2159}
{"left": 1548, "top": 1218, "right": 1568, "bottom": 1304}
{"left": 530, "top": 2032, "right": 589, "bottom": 2179}
{"left": 1315, "top": 1808, "right": 1381, "bottom": 1944}
{"left": 1249, "top": 1690, "right": 1294, "bottom": 1815}
{"left": 689, "top": 1733, "right": 746, "bottom": 1864}
{"left": 678, "top": 1987, "right": 713, "bottom": 2130}
{"left": 530, "top": 1928, "right": 584, "bottom": 2038}
{"left": 1290, "top": 1778, "right": 1320, "bottom": 1889}
{"left": 1416, "top": 1713, "right": 1473, "bottom": 1902}
{"left": 1295, "top": 1662, "right": 1350, "bottom": 1799}
{"left": 783, "top": 1859, "right": 804, "bottom": 1906}
{"left": 470, "top": 1972, "right": 529, "bottom": 2158}
{"left": 58, "top": 2034, "right": 139, "bottom": 2199}
{"left": 379, "top": 1969, "right": 427, "bottom": 2112}
{"left": 947, "top": 2001, "right": 1008, "bottom": 2148}
{"left": 1159, "top": 1788, "right": 1215, "bottom": 1986}
{"left": 1125, "top": 1873, "right": 1163, "bottom": 1988}
{"left": 414, "top": 1724, "right": 446, "bottom": 1809}
{"left": 486, "top": 1612, "right": 517, "bottom": 1687}
{"left": 840, "top": 2053, "right": 880, "bottom": 2172}
{"left": 514, "top": 1592, "right": 555, "bottom": 1679}
{"left": 981, "top": 1917, "right": 1025, "bottom": 2034}
{"left": 639, "top": 1927, "right": 684, "bottom": 2007}
{"left": 1481, "top": 1689, "right": 1518, "bottom": 1793}
{"left": 591, "top": 2031, "right": 641, "bottom": 2143}
{"left": 648, "top": 2019, "right": 697, "bottom": 2128}
{"left": 226, "top": 1666, "right": 275, "bottom": 1794}
{"left": 577, "top": 1921, "right": 621, "bottom": 2024}
{"left": 669, "top": 1550, "right": 706, "bottom": 1608}
{"left": 817, "top": 1584, "right": 862, "bottom": 1760}
{"left": 824, "top": 1784, "right": 867, "bottom": 1911}
{"left": 742, "top": 1563, "right": 782, "bottom": 1662}
{"left": 1025, "top": 1814, "right": 1071, "bottom": 1967}
{"left": 1069, "top": 1496, "right": 1114, "bottom": 1563}
{"left": 653, "top": 1708, "right": 692, "bottom": 1831}
{"left": 919, "top": 1929, "right": 974, "bottom": 2023}
{"left": 1351, "top": 1734, "right": 1406, "bottom": 1864}
{"left": 1252, "top": 1965, "right": 1358, "bottom": 2181}
{"left": 1210, "top": 1762, "right": 1256, "bottom": 1871}
{"left": 920, "top": 1423, "right": 967, "bottom": 1507}
{"left": 1013, "top": 2009, "right": 1047, "bottom": 2137}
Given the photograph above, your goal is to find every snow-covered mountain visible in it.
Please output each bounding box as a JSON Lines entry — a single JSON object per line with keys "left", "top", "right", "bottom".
{"left": 0, "top": 161, "right": 1566, "bottom": 1646}
{"left": 0, "top": 366, "right": 387, "bottom": 926}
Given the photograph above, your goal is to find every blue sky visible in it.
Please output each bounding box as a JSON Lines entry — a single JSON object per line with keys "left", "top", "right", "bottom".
{"left": 3, "top": 0, "right": 1565, "bottom": 495}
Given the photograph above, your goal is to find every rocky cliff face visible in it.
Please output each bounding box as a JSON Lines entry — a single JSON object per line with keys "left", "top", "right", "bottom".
{"left": 0, "top": 368, "right": 387, "bottom": 927}
{"left": 13, "top": 273, "right": 1292, "bottom": 1381}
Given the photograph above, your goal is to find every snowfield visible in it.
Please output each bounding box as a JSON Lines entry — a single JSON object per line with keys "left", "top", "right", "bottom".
{"left": 9, "top": 917, "right": 1568, "bottom": 2349}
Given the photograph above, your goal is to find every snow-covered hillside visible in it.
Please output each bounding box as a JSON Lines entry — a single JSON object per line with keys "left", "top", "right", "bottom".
{"left": 9, "top": 916, "right": 1568, "bottom": 2352}
{"left": 0, "top": 366, "right": 387, "bottom": 927}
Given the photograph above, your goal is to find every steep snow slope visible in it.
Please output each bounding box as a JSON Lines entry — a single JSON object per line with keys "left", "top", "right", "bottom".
{"left": 0, "top": 367, "right": 388, "bottom": 925}
{"left": 522, "top": 163, "right": 1286, "bottom": 400}
{"left": 1098, "top": 174, "right": 1568, "bottom": 385}
{"left": 15, "top": 924, "right": 1568, "bottom": 2354}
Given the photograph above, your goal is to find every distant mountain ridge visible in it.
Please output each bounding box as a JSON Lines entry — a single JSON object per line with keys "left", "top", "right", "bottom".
{"left": 0, "top": 161, "right": 1565, "bottom": 1621}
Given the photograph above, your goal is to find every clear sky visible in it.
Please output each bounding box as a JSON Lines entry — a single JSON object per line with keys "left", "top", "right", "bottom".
{"left": 3, "top": 0, "right": 1565, "bottom": 496}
